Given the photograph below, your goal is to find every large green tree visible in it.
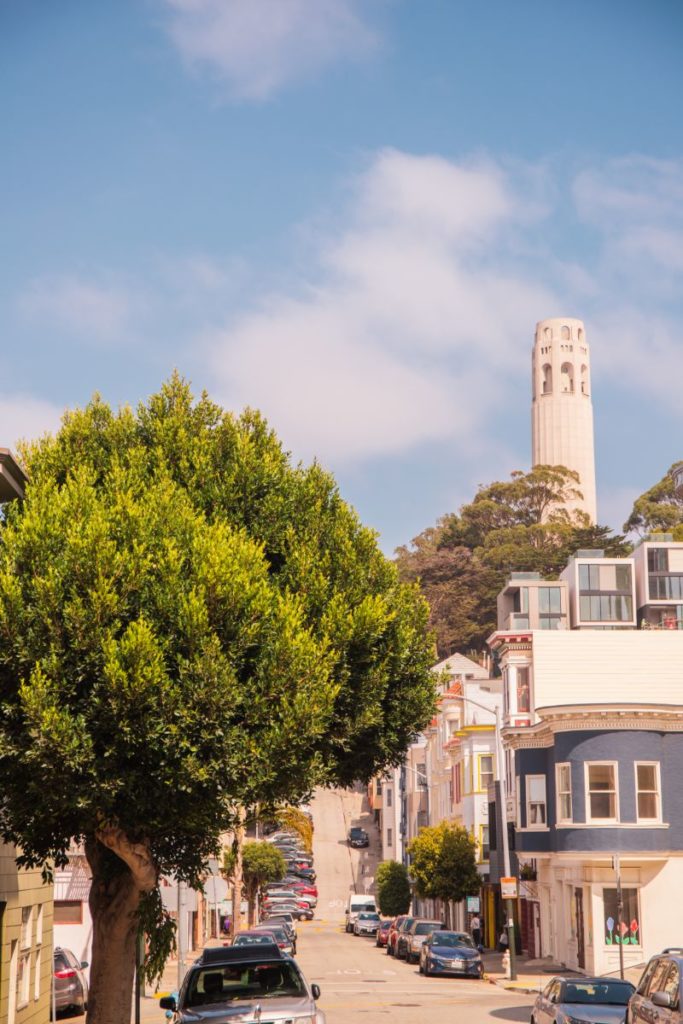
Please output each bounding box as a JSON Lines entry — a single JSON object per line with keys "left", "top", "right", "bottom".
{"left": 397, "top": 466, "right": 630, "bottom": 656}
{"left": 407, "top": 822, "right": 481, "bottom": 907}
{"left": 624, "top": 462, "right": 683, "bottom": 539}
{"left": 375, "top": 859, "right": 412, "bottom": 916}
{"left": 0, "top": 377, "right": 436, "bottom": 1024}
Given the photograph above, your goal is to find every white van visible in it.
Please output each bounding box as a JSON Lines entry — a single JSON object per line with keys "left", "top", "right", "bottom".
{"left": 345, "top": 894, "right": 377, "bottom": 933}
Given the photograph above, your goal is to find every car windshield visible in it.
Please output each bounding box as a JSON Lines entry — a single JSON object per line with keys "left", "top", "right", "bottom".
{"left": 415, "top": 922, "right": 441, "bottom": 936}
{"left": 358, "top": 913, "right": 380, "bottom": 921}
{"left": 349, "top": 828, "right": 365, "bottom": 837}
{"left": 185, "top": 962, "right": 306, "bottom": 1007}
{"left": 258, "top": 928, "right": 287, "bottom": 943}
{"left": 380, "top": 920, "right": 392, "bottom": 928}
{"left": 432, "top": 933, "right": 475, "bottom": 949}
{"left": 400, "top": 918, "right": 414, "bottom": 932}
{"left": 562, "top": 981, "right": 634, "bottom": 1006}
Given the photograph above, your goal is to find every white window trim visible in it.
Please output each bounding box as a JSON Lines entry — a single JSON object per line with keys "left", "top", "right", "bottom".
{"left": 584, "top": 761, "right": 620, "bottom": 824}
{"left": 634, "top": 761, "right": 662, "bottom": 824}
{"left": 525, "top": 774, "right": 547, "bottom": 830}
{"left": 555, "top": 762, "right": 573, "bottom": 824}
{"left": 19, "top": 906, "right": 33, "bottom": 951}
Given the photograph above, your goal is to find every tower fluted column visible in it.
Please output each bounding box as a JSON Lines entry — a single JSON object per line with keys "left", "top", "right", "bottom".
{"left": 531, "top": 317, "right": 597, "bottom": 523}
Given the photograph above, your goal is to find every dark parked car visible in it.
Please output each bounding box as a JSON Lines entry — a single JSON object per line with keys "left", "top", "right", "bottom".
{"left": 627, "top": 948, "right": 683, "bottom": 1022}
{"left": 376, "top": 919, "right": 393, "bottom": 947}
{"left": 532, "top": 976, "right": 635, "bottom": 1024}
{"left": 248, "top": 924, "right": 295, "bottom": 956}
{"left": 53, "top": 947, "right": 89, "bottom": 1018}
{"left": 419, "top": 931, "right": 483, "bottom": 978}
{"left": 159, "top": 944, "right": 324, "bottom": 1022}
{"left": 347, "top": 827, "right": 369, "bottom": 848}
{"left": 387, "top": 915, "right": 414, "bottom": 956}
{"left": 262, "top": 900, "right": 314, "bottom": 921}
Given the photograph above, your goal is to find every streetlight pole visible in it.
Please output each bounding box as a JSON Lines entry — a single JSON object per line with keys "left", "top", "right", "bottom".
{"left": 461, "top": 694, "right": 517, "bottom": 981}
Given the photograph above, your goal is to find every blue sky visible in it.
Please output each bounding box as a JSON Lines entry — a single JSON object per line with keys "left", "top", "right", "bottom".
{"left": 2, "top": 0, "right": 682, "bottom": 552}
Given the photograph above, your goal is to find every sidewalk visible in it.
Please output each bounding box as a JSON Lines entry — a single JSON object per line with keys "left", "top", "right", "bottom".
{"left": 140, "top": 939, "right": 228, "bottom": 1021}
{"left": 483, "top": 950, "right": 646, "bottom": 994}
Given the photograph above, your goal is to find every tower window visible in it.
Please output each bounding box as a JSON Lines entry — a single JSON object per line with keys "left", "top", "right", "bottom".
{"left": 578, "top": 328, "right": 584, "bottom": 341}
{"left": 561, "top": 362, "right": 574, "bottom": 393}
{"left": 580, "top": 364, "right": 589, "bottom": 395}
{"left": 544, "top": 326, "right": 552, "bottom": 340}
{"left": 542, "top": 363, "right": 552, "bottom": 395}
{"left": 561, "top": 325, "right": 570, "bottom": 340}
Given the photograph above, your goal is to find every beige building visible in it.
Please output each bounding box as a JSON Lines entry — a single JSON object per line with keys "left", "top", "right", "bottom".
{"left": 0, "top": 844, "right": 53, "bottom": 1024}
{"left": 532, "top": 317, "right": 597, "bottom": 523}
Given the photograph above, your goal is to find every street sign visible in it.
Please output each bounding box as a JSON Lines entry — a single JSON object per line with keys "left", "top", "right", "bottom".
{"left": 501, "top": 876, "right": 518, "bottom": 899}
{"left": 467, "top": 896, "right": 480, "bottom": 913}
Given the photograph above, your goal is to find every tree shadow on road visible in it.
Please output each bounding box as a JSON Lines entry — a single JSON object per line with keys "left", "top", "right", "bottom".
{"left": 489, "top": 1006, "right": 534, "bottom": 1021}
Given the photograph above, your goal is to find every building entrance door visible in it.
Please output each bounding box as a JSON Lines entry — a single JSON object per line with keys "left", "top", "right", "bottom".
{"left": 575, "top": 888, "right": 585, "bottom": 970}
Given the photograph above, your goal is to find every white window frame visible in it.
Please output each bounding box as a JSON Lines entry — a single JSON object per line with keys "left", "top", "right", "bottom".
{"left": 634, "top": 761, "right": 661, "bottom": 823}
{"left": 526, "top": 774, "right": 547, "bottom": 829}
{"left": 35, "top": 905, "right": 43, "bottom": 947}
{"left": 16, "top": 950, "right": 30, "bottom": 1010}
{"left": 555, "top": 762, "right": 573, "bottom": 824}
{"left": 19, "top": 906, "right": 32, "bottom": 951}
{"left": 34, "top": 949, "right": 41, "bottom": 1002}
{"left": 584, "top": 761, "right": 620, "bottom": 824}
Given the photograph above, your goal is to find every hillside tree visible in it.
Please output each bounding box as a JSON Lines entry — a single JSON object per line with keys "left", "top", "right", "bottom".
{"left": 375, "top": 859, "right": 412, "bottom": 916}
{"left": 407, "top": 822, "right": 481, "bottom": 906}
{"left": 624, "top": 462, "right": 683, "bottom": 539}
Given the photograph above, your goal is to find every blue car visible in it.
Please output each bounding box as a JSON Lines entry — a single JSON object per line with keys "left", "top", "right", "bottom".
{"left": 531, "top": 976, "right": 635, "bottom": 1024}
{"left": 418, "top": 931, "right": 483, "bottom": 978}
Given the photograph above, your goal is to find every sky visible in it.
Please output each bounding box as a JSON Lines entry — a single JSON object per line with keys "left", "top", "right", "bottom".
{"left": 2, "top": 0, "right": 683, "bottom": 553}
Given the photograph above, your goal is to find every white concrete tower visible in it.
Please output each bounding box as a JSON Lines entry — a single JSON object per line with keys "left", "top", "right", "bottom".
{"left": 531, "top": 317, "right": 597, "bottom": 522}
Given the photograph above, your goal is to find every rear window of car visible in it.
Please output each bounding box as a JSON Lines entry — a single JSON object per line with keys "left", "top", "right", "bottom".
{"left": 414, "top": 922, "right": 442, "bottom": 935}
{"left": 185, "top": 962, "right": 306, "bottom": 1008}
{"left": 562, "top": 981, "right": 634, "bottom": 1006}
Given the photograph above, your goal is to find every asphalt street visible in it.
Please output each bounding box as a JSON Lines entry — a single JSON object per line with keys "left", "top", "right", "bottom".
{"left": 296, "top": 787, "right": 536, "bottom": 1023}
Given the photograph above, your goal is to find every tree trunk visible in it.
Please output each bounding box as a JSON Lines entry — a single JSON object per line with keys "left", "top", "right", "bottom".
{"left": 85, "top": 830, "right": 157, "bottom": 1024}
{"left": 231, "top": 808, "right": 245, "bottom": 937}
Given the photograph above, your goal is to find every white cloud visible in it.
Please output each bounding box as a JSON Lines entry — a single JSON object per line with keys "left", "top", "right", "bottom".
{"left": 162, "top": 0, "right": 379, "bottom": 100}
{"left": 0, "top": 395, "right": 64, "bottom": 450}
{"left": 207, "top": 150, "right": 557, "bottom": 464}
{"left": 17, "top": 275, "right": 133, "bottom": 341}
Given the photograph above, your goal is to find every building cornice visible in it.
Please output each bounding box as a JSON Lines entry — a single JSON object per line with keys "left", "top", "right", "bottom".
{"left": 504, "top": 705, "right": 683, "bottom": 749}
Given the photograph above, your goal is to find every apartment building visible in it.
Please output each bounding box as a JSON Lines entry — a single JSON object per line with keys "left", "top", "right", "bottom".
{"left": 488, "top": 538, "right": 683, "bottom": 975}
{"left": 0, "top": 844, "right": 53, "bottom": 1024}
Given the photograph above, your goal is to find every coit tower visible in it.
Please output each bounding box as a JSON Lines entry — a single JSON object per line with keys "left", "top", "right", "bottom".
{"left": 531, "top": 317, "right": 597, "bottom": 523}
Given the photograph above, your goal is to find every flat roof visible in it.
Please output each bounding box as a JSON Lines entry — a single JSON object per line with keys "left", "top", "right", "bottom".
{"left": 0, "top": 449, "right": 27, "bottom": 502}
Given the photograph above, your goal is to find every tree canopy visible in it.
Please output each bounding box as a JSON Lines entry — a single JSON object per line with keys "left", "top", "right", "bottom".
{"left": 375, "top": 859, "right": 411, "bottom": 916}
{"left": 406, "top": 822, "right": 481, "bottom": 905}
{"left": 396, "top": 466, "right": 630, "bottom": 657}
{"left": 0, "top": 376, "right": 436, "bottom": 1023}
{"left": 624, "top": 462, "right": 683, "bottom": 539}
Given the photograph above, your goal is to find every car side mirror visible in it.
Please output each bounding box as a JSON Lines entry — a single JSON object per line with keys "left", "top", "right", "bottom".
{"left": 159, "top": 996, "right": 177, "bottom": 1011}
{"left": 80, "top": 961, "right": 89, "bottom": 969}
{"left": 549, "top": 993, "right": 557, "bottom": 1004}
{"left": 312, "top": 984, "right": 321, "bottom": 1000}
{"left": 345, "top": 909, "right": 349, "bottom": 915}
{"left": 652, "top": 991, "right": 673, "bottom": 1009}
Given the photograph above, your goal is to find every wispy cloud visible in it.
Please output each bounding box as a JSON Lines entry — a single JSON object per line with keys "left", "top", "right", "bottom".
{"left": 206, "top": 149, "right": 556, "bottom": 463}
{"left": 161, "top": 0, "right": 379, "bottom": 100}
{"left": 0, "top": 394, "right": 64, "bottom": 451}
{"left": 17, "top": 275, "right": 134, "bottom": 342}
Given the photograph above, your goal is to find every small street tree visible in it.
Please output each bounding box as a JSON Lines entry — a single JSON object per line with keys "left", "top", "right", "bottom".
{"left": 375, "top": 860, "right": 411, "bottom": 916}
{"left": 0, "top": 378, "right": 437, "bottom": 1024}
{"left": 407, "top": 822, "right": 481, "bottom": 906}
{"left": 240, "top": 842, "right": 286, "bottom": 926}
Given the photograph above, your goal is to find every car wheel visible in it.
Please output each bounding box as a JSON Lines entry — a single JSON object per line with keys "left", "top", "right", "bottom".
{"left": 424, "top": 961, "right": 431, "bottom": 977}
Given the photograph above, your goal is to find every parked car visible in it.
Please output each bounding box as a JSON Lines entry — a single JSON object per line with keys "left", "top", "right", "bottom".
{"left": 532, "top": 976, "right": 635, "bottom": 1024}
{"left": 627, "top": 948, "right": 683, "bottom": 1022}
{"left": 354, "top": 911, "right": 381, "bottom": 937}
{"left": 290, "top": 867, "right": 316, "bottom": 882}
{"left": 262, "top": 900, "right": 314, "bottom": 921}
{"left": 53, "top": 947, "right": 89, "bottom": 1018}
{"left": 387, "top": 915, "right": 413, "bottom": 956}
{"left": 249, "top": 924, "right": 295, "bottom": 956}
{"left": 376, "top": 920, "right": 393, "bottom": 947}
{"left": 257, "top": 913, "right": 297, "bottom": 944}
{"left": 419, "top": 931, "right": 483, "bottom": 978}
{"left": 398, "top": 918, "right": 446, "bottom": 963}
{"left": 159, "top": 944, "right": 325, "bottom": 1022}
{"left": 347, "top": 827, "right": 369, "bottom": 848}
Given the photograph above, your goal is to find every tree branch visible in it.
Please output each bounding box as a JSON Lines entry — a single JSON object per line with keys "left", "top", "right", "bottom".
{"left": 96, "top": 826, "right": 157, "bottom": 893}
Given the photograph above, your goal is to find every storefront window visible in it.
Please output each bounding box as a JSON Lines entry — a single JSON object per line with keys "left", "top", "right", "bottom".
{"left": 603, "top": 888, "right": 640, "bottom": 946}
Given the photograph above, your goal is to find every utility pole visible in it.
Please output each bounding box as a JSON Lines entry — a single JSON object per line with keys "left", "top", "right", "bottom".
{"left": 177, "top": 880, "right": 185, "bottom": 991}
{"left": 495, "top": 706, "right": 517, "bottom": 981}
